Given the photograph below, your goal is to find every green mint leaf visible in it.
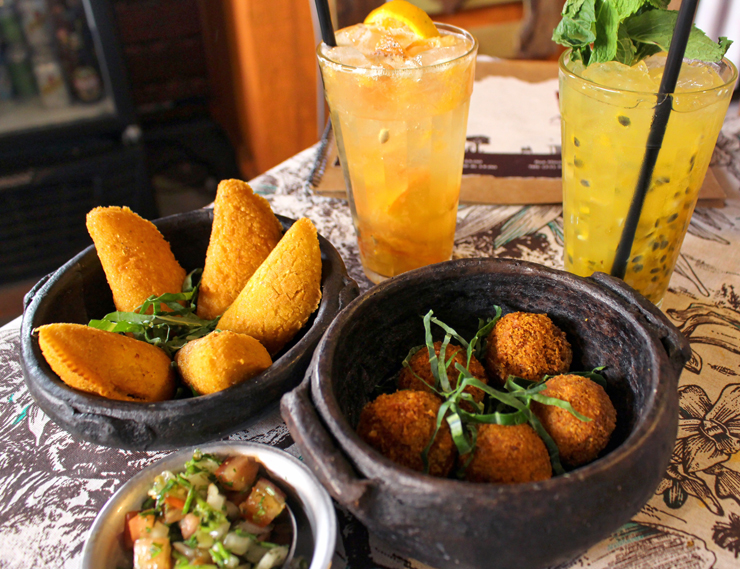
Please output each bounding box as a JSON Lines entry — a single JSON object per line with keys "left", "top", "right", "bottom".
{"left": 645, "top": 0, "right": 669, "bottom": 8}
{"left": 614, "top": 23, "right": 637, "bottom": 64}
{"left": 613, "top": 0, "right": 647, "bottom": 20}
{"left": 591, "top": 0, "right": 619, "bottom": 63}
{"left": 624, "top": 9, "right": 732, "bottom": 62}
{"left": 552, "top": 0, "right": 597, "bottom": 50}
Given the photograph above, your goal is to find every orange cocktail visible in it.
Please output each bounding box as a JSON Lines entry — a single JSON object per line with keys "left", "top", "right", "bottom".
{"left": 317, "top": 2, "right": 477, "bottom": 283}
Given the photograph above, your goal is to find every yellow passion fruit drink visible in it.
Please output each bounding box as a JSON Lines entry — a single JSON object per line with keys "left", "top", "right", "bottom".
{"left": 554, "top": 0, "right": 735, "bottom": 305}
{"left": 317, "top": 0, "right": 477, "bottom": 283}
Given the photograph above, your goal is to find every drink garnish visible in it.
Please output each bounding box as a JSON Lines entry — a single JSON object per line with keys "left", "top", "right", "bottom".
{"left": 364, "top": 0, "right": 439, "bottom": 39}
{"left": 553, "top": 0, "right": 732, "bottom": 66}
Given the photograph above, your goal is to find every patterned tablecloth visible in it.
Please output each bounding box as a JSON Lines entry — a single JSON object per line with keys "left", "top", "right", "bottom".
{"left": 2, "top": 114, "right": 740, "bottom": 569}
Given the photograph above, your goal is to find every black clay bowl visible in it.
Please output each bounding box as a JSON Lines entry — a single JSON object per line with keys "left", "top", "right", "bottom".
{"left": 20, "top": 209, "right": 359, "bottom": 450}
{"left": 281, "top": 258, "right": 690, "bottom": 569}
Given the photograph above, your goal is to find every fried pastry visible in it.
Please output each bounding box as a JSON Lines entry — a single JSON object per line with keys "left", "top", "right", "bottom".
{"left": 86, "top": 206, "right": 186, "bottom": 313}
{"left": 218, "top": 217, "right": 322, "bottom": 355}
{"left": 197, "top": 179, "right": 283, "bottom": 320}
{"left": 37, "top": 323, "right": 175, "bottom": 402}
{"left": 175, "top": 330, "right": 272, "bottom": 395}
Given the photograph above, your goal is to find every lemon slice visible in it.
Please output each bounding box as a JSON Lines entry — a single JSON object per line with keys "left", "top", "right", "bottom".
{"left": 364, "top": 0, "right": 439, "bottom": 39}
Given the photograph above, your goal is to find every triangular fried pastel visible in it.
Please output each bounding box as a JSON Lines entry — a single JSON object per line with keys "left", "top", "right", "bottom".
{"left": 175, "top": 330, "right": 272, "bottom": 395}
{"left": 37, "top": 323, "right": 175, "bottom": 402}
{"left": 218, "top": 217, "right": 322, "bottom": 355}
{"left": 86, "top": 206, "right": 186, "bottom": 313}
{"left": 197, "top": 179, "right": 283, "bottom": 320}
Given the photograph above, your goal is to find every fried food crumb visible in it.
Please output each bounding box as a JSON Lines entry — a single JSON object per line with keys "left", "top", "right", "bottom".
{"left": 485, "top": 312, "right": 572, "bottom": 384}
{"left": 357, "top": 390, "right": 456, "bottom": 477}
{"left": 398, "top": 341, "right": 488, "bottom": 407}
{"left": 531, "top": 374, "right": 616, "bottom": 467}
{"left": 462, "top": 423, "right": 552, "bottom": 484}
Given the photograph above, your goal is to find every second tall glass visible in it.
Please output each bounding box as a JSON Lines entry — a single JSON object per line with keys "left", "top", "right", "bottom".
{"left": 318, "top": 24, "right": 478, "bottom": 284}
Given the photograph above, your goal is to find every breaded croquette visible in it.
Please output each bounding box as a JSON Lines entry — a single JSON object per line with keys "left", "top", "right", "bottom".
{"left": 86, "top": 206, "right": 186, "bottom": 313}
{"left": 398, "top": 341, "right": 488, "bottom": 408}
{"left": 462, "top": 423, "right": 552, "bottom": 484}
{"left": 37, "top": 323, "right": 175, "bottom": 402}
{"left": 218, "top": 217, "right": 322, "bottom": 355}
{"left": 357, "top": 390, "right": 456, "bottom": 477}
{"left": 175, "top": 330, "right": 272, "bottom": 395}
{"left": 197, "top": 180, "right": 283, "bottom": 320}
{"left": 531, "top": 374, "right": 616, "bottom": 467}
{"left": 484, "top": 312, "right": 572, "bottom": 385}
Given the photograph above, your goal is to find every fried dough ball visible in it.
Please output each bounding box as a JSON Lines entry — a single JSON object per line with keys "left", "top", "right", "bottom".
{"left": 485, "top": 312, "right": 572, "bottom": 385}
{"left": 175, "top": 330, "right": 272, "bottom": 395}
{"left": 86, "top": 206, "right": 186, "bottom": 313}
{"left": 218, "top": 217, "right": 322, "bottom": 355}
{"left": 37, "top": 323, "right": 175, "bottom": 402}
{"left": 357, "top": 390, "right": 456, "bottom": 477}
{"left": 461, "top": 423, "right": 552, "bottom": 484}
{"left": 197, "top": 179, "right": 283, "bottom": 320}
{"left": 398, "top": 341, "right": 488, "bottom": 408}
{"left": 531, "top": 374, "right": 617, "bottom": 468}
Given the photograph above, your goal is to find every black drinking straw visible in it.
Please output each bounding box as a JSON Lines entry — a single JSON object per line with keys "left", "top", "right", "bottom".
{"left": 315, "top": 0, "right": 336, "bottom": 47}
{"left": 610, "top": 0, "right": 699, "bottom": 279}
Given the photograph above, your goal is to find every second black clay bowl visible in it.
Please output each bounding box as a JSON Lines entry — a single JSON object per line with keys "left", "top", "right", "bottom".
{"left": 21, "top": 209, "right": 359, "bottom": 450}
{"left": 282, "top": 258, "right": 690, "bottom": 569}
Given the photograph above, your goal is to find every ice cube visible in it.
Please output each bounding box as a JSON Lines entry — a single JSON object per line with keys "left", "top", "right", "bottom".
{"left": 417, "top": 44, "right": 469, "bottom": 66}
{"left": 582, "top": 60, "right": 656, "bottom": 92}
{"left": 325, "top": 46, "right": 373, "bottom": 68}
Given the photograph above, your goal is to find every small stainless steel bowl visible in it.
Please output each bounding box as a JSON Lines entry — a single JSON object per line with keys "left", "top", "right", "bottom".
{"left": 82, "top": 442, "right": 337, "bottom": 569}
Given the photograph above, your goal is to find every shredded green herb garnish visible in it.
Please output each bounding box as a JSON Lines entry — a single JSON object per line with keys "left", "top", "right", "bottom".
{"left": 87, "top": 269, "right": 220, "bottom": 357}
{"left": 414, "top": 310, "right": 606, "bottom": 477}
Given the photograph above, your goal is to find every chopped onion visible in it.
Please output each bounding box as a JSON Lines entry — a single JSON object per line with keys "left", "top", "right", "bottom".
{"left": 225, "top": 500, "right": 240, "bottom": 520}
{"left": 194, "top": 529, "right": 215, "bottom": 549}
{"left": 185, "top": 471, "right": 211, "bottom": 490}
{"left": 223, "top": 531, "right": 252, "bottom": 556}
{"left": 150, "top": 521, "right": 169, "bottom": 539}
{"left": 234, "top": 519, "right": 273, "bottom": 537}
{"left": 172, "top": 541, "right": 198, "bottom": 559}
{"left": 245, "top": 544, "right": 269, "bottom": 564}
{"left": 209, "top": 521, "right": 231, "bottom": 541}
{"left": 207, "top": 483, "right": 226, "bottom": 512}
{"left": 254, "top": 545, "right": 289, "bottom": 569}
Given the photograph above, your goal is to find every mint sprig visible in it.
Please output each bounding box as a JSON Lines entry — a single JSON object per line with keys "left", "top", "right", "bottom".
{"left": 553, "top": 0, "right": 732, "bottom": 66}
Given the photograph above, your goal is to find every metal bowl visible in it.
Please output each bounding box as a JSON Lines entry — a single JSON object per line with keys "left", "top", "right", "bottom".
{"left": 81, "top": 442, "right": 337, "bottom": 569}
{"left": 281, "top": 258, "right": 690, "bottom": 569}
{"left": 20, "top": 209, "right": 359, "bottom": 450}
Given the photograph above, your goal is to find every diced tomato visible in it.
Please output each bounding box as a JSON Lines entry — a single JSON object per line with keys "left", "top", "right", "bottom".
{"left": 125, "top": 512, "right": 156, "bottom": 549}
{"left": 162, "top": 496, "right": 186, "bottom": 524}
{"left": 239, "top": 478, "right": 286, "bottom": 527}
{"left": 215, "top": 455, "right": 260, "bottom": 492}
{"left": 133, "top": 537, "right": 172, "bottom": 569}
{"left": 179, "top": 512, "right": 201, "bottom": 540}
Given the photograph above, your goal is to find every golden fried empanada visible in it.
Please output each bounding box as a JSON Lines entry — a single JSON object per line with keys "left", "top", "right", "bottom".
{"left": 37, "top": 323, "right": 175, "bottom": 402}
{"left": 86, "top": 206, "right": 186, "bottom": 313}
{"left": 197, "top": 179, "right": 283, "bottom": 320}
{"left": 175, "top": 330, "right": 272, "bottom": 395}
{"left": 218, "top": 217, "right": 322, "bottom": 355}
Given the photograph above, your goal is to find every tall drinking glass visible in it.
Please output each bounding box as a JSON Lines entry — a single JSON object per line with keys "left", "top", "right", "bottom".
{"left": 559, "top": 50, "right": 737, "bottom": 306}
{"left": 318, "top": 24, "right": 477, "bottom": 284}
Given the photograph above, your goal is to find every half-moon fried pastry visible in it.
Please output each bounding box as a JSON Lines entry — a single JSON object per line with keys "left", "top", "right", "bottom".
{"left": 37, "top": 323, "right": 175, "bottom": 402}
{"left": 86, "top": 206, "right": 186, "bottom": 313}
{"left": 175, "top": 330, "right": 272, "bottom": 395}
{"left": 197, "top": 179, "right": 283, "bottom": 320}
{"left": 218, "top": 217, "right": 322, "bottom": 355}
